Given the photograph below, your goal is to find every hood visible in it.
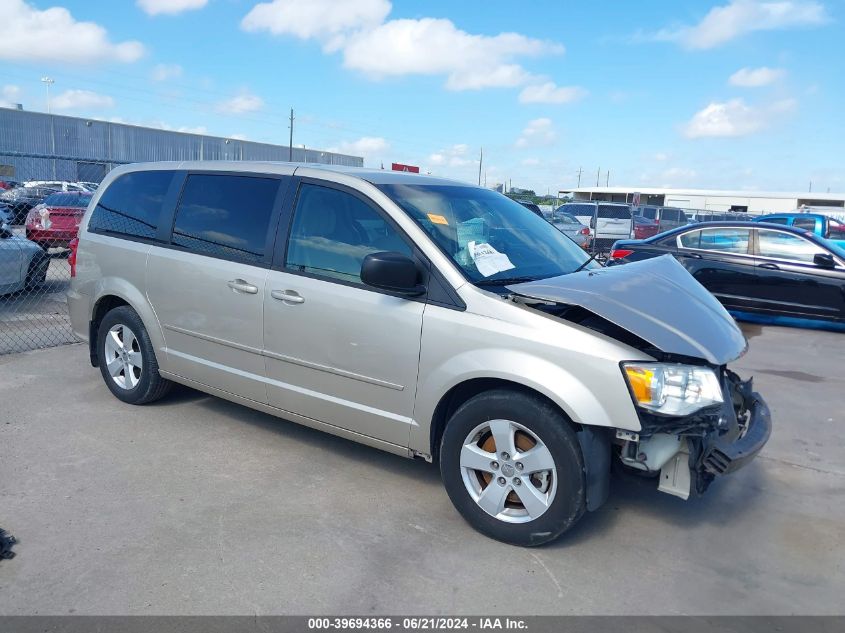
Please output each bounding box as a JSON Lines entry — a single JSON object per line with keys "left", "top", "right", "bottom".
{"left": 507, "top": 255, "right": 747, "bottom": 365}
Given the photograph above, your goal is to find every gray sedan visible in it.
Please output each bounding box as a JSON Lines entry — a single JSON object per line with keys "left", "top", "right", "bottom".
{"left": 550, "top": 211, "right": 591, "bottom": 249}
{"left": 0, "top": 223, "right": 49, "bottom": 295}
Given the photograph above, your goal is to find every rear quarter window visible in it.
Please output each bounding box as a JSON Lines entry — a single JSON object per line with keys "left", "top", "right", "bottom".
{"left": 88, "top": 170, "right": 176, "bottom": 240}
{"left": 598, "top": 205, "right": 632, "bottom": 219}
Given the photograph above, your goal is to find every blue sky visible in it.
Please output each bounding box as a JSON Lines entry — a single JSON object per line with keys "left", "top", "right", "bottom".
{"left": 1, "top": 0, "right": 843, "bottom": 193}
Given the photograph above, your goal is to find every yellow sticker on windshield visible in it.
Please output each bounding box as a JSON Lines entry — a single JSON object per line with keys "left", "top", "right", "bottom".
{"left": 427, "top": 213, "right": 449, "bottom": 225}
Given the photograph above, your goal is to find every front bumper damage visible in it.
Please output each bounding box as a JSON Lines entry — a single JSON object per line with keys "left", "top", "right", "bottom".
{"left": 616, "top": 371, "right": 772, "bottom": 500}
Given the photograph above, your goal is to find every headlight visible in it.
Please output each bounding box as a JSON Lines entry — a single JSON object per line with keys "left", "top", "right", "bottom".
{"left": 623, "top": 363, "right": 723, "bottom": 417}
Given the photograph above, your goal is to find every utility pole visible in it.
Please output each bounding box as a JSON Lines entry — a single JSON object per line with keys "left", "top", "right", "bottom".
{"left": 596, "top": 167, "right": 600, "bottom": 187}
{"left": 577, "top": 167, "right": 582, "bottom": 187}
{"left": 478, "top": 147, "right": 483, "bottom": 186}
{"left": 606, "top": 170, "right": 610, "bottom": 187}
{"left": 288, "top": 108, "right": 294, "bottom": 162}
{"left": 41, "top": 76, "right": 54, "bottom": 114}
{"left": 809, "top": 181, "right": 812, "bottom": 193}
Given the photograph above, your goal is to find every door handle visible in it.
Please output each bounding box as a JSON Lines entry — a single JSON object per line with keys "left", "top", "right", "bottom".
{"left": 758, "top": 263, "right": 780, "bottom": 270}
{"left": 227, "top": 279, "right": 259, "bottom": 294}
{"left": 271, "top": 289, "right": 305, "bottom": 304}
{"left": 685, "top": 252, "right": 702, "bottom": 259}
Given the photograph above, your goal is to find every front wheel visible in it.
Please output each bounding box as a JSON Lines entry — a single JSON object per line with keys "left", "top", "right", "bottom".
{"left": 440, "top": 389, "right": 585, "bottom": 546}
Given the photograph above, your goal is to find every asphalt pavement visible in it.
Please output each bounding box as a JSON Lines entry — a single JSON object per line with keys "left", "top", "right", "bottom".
{"left": 0, "top": 323, "right": 843, "bottom": 615}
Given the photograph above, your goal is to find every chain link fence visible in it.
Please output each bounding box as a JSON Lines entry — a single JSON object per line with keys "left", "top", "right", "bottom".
{"left": 0, "top": 155, "right": 83, "bottom": 354}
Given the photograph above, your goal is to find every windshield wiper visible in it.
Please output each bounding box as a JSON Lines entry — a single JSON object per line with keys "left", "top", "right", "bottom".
{"left": 572, "top": 252, "right": 601, "bottom": 273}
{"left": 475, "top": 276, "right": 538, "bottom": 286}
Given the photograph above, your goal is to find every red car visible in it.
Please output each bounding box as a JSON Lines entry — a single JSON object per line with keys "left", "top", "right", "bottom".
{"left": 26, "top": 191, "right": 92, "bottom": 249}
{"left": 632, "top": 214, "right": 660, "bottom": 240}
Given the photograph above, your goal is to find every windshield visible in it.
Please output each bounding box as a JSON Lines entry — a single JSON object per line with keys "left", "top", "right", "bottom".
{"left": 376, "top": 184, "right": 594, "bottom": 283}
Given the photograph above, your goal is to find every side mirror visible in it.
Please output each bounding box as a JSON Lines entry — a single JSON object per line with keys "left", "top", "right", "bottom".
{"left": 0, "top": 222, "right": 12, "bottom": 238}
{"left": 813, "top": 252, "right": 836, "bottom": 269}
{"left": 361, "top": 251, "right": 426, "bottom": 297}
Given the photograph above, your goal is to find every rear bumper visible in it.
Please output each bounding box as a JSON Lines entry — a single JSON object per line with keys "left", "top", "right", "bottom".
{"left": 26, "top": 228, "right": 77, "bottom": 246}
{"left": 701, "top": 392, "right": 772, "bottom": 475}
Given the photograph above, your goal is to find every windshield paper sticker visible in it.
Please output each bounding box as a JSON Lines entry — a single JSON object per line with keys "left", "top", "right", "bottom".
{"left": 468, "top": 241, "right": 515, "bottom": 277}
{"left": 427, "top": 213, "right": 449, "bottom": 225}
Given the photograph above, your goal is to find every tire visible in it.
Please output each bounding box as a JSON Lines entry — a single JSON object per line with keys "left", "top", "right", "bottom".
{"left": 97, "top": 306, "right": 172, "bottom": 405}
{"left": 440, "top": 389, "right": 585, "bottom": 546}
{"left": 24, "top": 255, "right": 48, "bottom": 289}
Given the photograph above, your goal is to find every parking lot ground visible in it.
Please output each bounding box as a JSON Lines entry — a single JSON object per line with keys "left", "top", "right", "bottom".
{"left": 0, "top": 323, "right": 843, "bottom": 615}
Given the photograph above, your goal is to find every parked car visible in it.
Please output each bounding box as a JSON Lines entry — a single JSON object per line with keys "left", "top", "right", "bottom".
{"left": 23, "top": 180, "right": 90, "bottom": 192}
{"left": 608, "top": 222, "right": 845, "bottom": 324}
{"left": 549, "top": 210, "right": 591, "bottom": 248}
{"left": 516, "top": 200, "right": 544, "bottom": 218}
{"left": 754, "top": 213, "right": 845, "bottom": 247}
{"left": 68, "top": 163, "right": 770, "bottom": 546}
{"left": 25, "top": 191, "right": 93, "bottom": 250}
{"left": 0, "top": 180, "right": 21, "bottom": 191}
{"left": 0, "top": 221, "right": 50, "bottom": 295}
{"left": 635, "top": 206, "right": 687, "bottom": 232}
{"left": 555, "top": 202, "right": 633, "bottom": 252}
{"left": 0, "top": 185, "right": 60, "bottom": 225}
{"left": 632, "top": 214, "right": 660, "bottom": 240}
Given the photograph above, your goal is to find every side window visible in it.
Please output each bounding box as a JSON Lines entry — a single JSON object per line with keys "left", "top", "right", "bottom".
{"left": 698, "top": 228, "right": 750, "bottom": 254}
{"left": 756, "top": 229, "right": 825, "bottom": 263}
{"left": 171, "top": 174, "right": 280, "bottom": 264}
{"left": 762, "top": 217, "right": 789, "bottom": 225}
{"left": 598, "top": 205, "right": 631, "bottom": 219}
{"left": 792, "top": 217, "right": 817, "bottom": 231}
{"left": 678, "top": 230, "right": 701, "bottom": 249}
{"left": 89, "top": 170, "right": 175, "bottom": 239}
{"left": 285, "top": 184, "right": 412, "bottom": 285}
{"left": 679, "top": 228, "right": 750, "bottom": 254}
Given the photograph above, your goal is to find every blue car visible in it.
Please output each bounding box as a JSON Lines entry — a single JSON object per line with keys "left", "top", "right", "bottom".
{"left": 754, "top": 212, "right": 845, "bottom": 247}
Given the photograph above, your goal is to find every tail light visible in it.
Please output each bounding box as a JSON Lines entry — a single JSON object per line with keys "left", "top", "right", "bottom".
{"left": 609, "top": 248, "right": 634, "bottom": 260}
{"left": 68, "top": 237, "right": 79, "bottom": 277}
{"left": 579, "top": 227, "right": 590, "bottom": 235}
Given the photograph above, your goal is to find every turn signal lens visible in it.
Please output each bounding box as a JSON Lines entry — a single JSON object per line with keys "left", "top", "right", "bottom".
{"left": 610, "top": 248, "right": 633, "bottom": 260}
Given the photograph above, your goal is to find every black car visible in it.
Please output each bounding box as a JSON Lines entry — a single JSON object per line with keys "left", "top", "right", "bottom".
{"left": 0, "top": 186, "right": 60, "bottom": 225}
{"left": 608, "top": 221, "right": 845, "bottom": 324}
{"left": 516, "top": 200, "right": 545, "bottom": 218}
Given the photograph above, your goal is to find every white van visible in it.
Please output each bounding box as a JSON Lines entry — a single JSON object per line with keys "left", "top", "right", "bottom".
{"left": 557, "top": 202, "right": 633, "bottom": 251}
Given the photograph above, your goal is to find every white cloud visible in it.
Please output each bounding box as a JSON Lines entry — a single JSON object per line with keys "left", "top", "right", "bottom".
{"left": 52, "top": 89, "right": 115, "bottom": 111}
{"left": 654, "top": 152, "right": 669, "bottom": 161}
{"left": 176, "top": 125, "right": 208, "bottom": 134}
{"left": 683, "top": 98, "right": 796, "bottom": 138}
{"left": 216, "top": 91, "right": 264, "bottom": 114}
{"left": 229, "top": 133, "right": 249, "bottom": 141}
{"left": 151, "top": 63, "right": 183, "bottom": 81}
{"left": 660, "top": 167, "right": 698, "bottom": 187}
{"left": 521, "top": 158, "right": 541, "bottom": 166}
{"left": 342, "top": 18, "right": 562, "bottom": 91}
{"left": 429, "top": 144, "right": 473, "bottom": 167}
{"left": 652, "top": 0, "right": 827, "bottom": 49}
{"left": 0, "top": 0, "right": 144, "bottom": 63}
{"left": 518, "top": 82, "right": 586, "bottom": 104}
{"left": 137, "top": 0, "right": 208, "bottom": 16}
{"left": 729, "top": 66, "right": 785, "bottom": 87}
{"left": 242, "top": 0, "right": 390, "bottom": 51}
{"left": 327, "top": 136, "right": 390, "bottom": 166}
{"left": 1, "top": 85, "right": 21, "bottom": 108}
{"left": 242, "top": 2, "right": 564, "bottom": 92}
{"left": 515, "top": 118, "right": 556, "bottom": 148}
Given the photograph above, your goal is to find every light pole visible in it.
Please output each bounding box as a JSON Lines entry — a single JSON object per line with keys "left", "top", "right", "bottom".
{"left": 41, "top": 76, "right": 55, "bottom": 114}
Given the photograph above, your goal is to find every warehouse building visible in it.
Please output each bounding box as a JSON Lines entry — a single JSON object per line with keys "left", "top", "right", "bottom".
{"left": 561, "top": 186, "right": 845, "bottom": 215}
{"left": 0, "top": 107, "right": 362, "bottom": 184}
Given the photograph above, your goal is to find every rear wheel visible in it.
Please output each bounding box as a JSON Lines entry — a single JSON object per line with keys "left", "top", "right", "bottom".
{"left": 440, "top": 389, "right": 585, "bottom": 546}
{"left": 97, "top": 306, "right": 172, "bottom": 405}
{"left": 24, "top": 256, "right": 48, "bottom": 289}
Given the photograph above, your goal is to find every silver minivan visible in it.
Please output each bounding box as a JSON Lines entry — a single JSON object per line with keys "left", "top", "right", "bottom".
{"left": 68, "top": 162, "right": 771, "bottom": 546}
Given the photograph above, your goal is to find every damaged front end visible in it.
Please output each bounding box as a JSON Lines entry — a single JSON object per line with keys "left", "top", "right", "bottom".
{"left": 505, "top": 255, "right": 771, "bottom": 502}
{"left": 616, "top": 369, "right": 772, "bottom": 499}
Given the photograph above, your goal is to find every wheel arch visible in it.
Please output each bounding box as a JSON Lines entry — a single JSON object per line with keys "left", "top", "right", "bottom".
{"left": 88, "top": 282, "right": 164, "bottom": 368}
